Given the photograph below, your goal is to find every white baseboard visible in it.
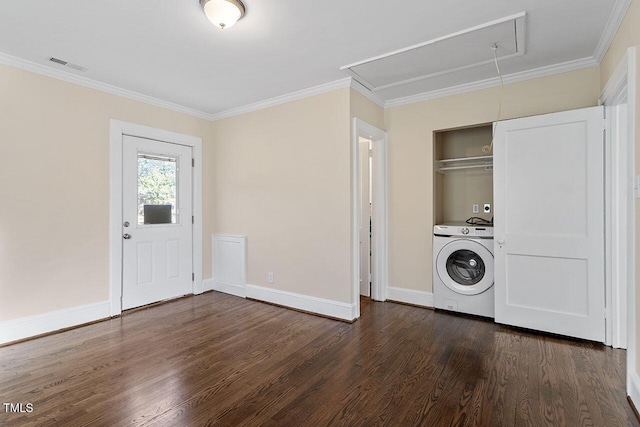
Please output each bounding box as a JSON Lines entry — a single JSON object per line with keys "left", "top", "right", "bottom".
{"left": 202, "top": 278, "right": 215, "bottom": 292}
{"left": 629, "top": 369, "right": 640, "bottom": 410}
{"left": 386, "top": 286, "right": 434, "bottom": 308}
{"left": 213, "top": 281, "right": 247, "bottom": 298}
{"left": 0, "top": 301, "right": 111, "bottom": 345}
{"left": 246, "top": 284, "right": 356, "bottom": 321}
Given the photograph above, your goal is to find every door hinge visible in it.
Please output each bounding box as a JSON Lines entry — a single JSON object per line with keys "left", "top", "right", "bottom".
{"left": 192, "top": 215, "right": 195, "bottom": 224}
{"left": 192, "top": 158, "right": 195, "bottom": 167}
{"left": 192, "top": 273, "right": 195, "bottom": 281}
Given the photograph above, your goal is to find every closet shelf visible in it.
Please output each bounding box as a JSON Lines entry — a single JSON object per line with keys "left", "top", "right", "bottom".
{"left": 436, "top": 155, "right": 493, "bottom": 173}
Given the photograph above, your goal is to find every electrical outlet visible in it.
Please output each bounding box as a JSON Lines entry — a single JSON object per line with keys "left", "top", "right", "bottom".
{"left": 484, "top": 204, "right": 491, "bottom": 214}
{"left": 472, "top": 204, "right": 479, "bottom": 214}
{"left": 268, "top": 272, "right": 274, "bottom": 283}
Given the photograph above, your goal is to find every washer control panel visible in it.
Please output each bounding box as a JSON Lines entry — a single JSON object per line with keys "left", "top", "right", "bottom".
{"left": 434, "top": 224, "right": 494, "bottom": 238}
{"left": 473, "top": 227, "right": 493, "bottom": 237}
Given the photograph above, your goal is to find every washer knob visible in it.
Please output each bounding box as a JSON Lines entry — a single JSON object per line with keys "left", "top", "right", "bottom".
{"left": 461, "top": 227, "right": 469, "bottom": 235}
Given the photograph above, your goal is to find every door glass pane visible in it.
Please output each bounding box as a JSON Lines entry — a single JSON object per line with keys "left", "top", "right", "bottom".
{"left": 137, "top": 153, "right": 178, "bottom": 225}
{"left": 446, "top": 249, "right": 485, "bottom": 286}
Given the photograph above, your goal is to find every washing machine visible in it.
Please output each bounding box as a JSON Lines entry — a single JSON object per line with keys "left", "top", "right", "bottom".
{"left": 433, "top": 223, "right": 494, "bottom": 318}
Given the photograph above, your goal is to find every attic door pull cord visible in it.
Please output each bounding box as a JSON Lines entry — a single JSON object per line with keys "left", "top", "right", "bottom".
{"left": 482, "top": 44, "right": 504, "bottom": 154}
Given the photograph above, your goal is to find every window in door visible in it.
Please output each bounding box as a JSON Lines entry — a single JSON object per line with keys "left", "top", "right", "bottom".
{"left": 137, "top": 153, "right": 178, "bottom": 225}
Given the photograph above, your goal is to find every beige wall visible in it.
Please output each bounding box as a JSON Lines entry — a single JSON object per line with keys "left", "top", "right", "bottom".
{"left": 212, "top": 89, "right": 353, "bottom": 303}
{"left": 0, "top": 64, "right": 213, "bottom": 322}
{"left": 350, "top": 89, "right": 385, "bottom": 130}
{"left": 600, "top": 0, "right": 640, "bottom": 373}
{"left": 384, "top": 66, "right": 601, "bottom": 293}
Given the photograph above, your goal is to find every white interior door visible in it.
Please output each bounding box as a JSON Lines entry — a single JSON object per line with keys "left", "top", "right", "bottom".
{"left": 494, "top": 106, "right": 605, "bottom": 342}
{"left": 122, "top": 135, "right": 193, "bottom": 310}
{"left": 359, "top": 138, "right": 371, "bottom": 297}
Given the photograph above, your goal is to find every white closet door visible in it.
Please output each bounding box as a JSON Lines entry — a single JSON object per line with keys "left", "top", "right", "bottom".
{"left": 493, "top": 106, "right": 605, "bottom": 342}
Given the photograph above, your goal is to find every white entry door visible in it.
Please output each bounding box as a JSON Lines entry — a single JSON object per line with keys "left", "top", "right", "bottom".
{"left": 122, "top": 135, "right": 193, "bottom": 310}
{"left": 359, "top": 138, "right": 371, "bottom": 297}
{"left": 493, "top": 106, "right": 605, "bottom": 342}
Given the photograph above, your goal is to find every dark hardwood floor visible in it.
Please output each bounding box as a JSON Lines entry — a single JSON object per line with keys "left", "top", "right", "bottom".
{"left": 0, "top": 292, "right": 637, "bottom": 426}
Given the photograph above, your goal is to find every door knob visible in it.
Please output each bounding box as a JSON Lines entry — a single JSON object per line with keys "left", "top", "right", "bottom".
{"left": 123, "top": 233, "right": 132, "bottom": 240}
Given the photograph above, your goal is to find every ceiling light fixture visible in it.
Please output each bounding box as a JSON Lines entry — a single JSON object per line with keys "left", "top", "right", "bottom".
{"left": 200, "top": 0, "right": 246, "bottom": 30}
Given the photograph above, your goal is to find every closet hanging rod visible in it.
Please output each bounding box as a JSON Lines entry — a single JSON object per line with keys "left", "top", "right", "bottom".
{"left": 437, "top": 155, "right": 493, "bottom": 164}
{"left": 438, "top": 164, "right": 494, "bottom": 172}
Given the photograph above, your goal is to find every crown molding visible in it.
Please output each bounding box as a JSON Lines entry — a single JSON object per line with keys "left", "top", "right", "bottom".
{"left": 0, "top": 52, "right": 213, "bottom": 121}
{"left": 210, "top": 77, "right": 353, "bottom": 121}
{"left": 593, "top": 0, "right": 632, "bottom": 63}
{"left": 385, "top": 56, "right": 599, "bottom": 109}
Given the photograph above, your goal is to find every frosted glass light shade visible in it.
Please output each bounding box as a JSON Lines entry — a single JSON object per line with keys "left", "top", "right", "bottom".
{"left": 201, "top": 0, "right": 245, "bottom": 29}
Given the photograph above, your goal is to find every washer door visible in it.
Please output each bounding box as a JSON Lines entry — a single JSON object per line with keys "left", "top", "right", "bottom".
{"left": 436, "top": 239, "right": 494, "bottom": 295}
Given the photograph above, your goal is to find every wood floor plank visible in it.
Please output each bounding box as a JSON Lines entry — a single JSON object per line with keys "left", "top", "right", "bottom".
{"left": 0, "top": 293, "right": 637, "bottom": 426}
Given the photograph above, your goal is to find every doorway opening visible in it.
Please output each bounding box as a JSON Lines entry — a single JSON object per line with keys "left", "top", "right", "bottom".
{"left": 352, "top": 118, "right": 388, "bottom": 320}
{"left": 359, "top": 135, "right": 372, "bottom": 299}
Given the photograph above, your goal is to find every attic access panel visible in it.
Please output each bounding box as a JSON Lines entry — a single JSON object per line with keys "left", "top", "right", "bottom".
{"left": 342, "top": 12, "right": 526, "bottom": 92}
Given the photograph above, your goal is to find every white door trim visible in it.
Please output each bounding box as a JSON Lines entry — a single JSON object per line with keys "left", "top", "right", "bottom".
{"left": 599, "top": 47, "right": 636, "bottom": 394}
{"left": 109, "top": 120, "right": 203, "bottom": 316}
{"left": 352, "top": 118, "right": 388, "bottom": 319}
{"left": 600, "top": 47, "right": 636, "bottom": 350}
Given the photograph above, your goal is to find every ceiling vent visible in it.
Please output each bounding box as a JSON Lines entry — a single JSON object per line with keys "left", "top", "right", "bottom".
{"left": 49, "top": 57, "right": 87, "bottom": 72}
{"left": 341, "top": 12, "right": 526, "bottom": 92}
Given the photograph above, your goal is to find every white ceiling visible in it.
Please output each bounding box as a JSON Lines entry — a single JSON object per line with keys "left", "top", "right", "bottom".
{"left": 0, "top": 0, "right": 627, "bottom": 118}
